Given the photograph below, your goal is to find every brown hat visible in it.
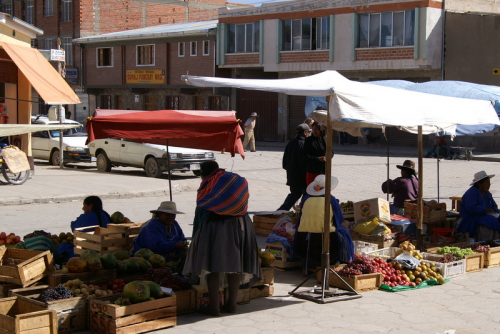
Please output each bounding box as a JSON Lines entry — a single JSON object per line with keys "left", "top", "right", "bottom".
{"left": 397, "top": 160, "right": 417, "bottom": 174}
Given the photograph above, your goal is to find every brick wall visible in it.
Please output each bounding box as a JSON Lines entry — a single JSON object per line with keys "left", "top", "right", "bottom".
{"left": 356, "top": 47, "right": 414, "bottom": 61}
{"left": 85, "top": 46, "right": 124, "bottom": 86}
{"left": 280, "top": 51, "right": 329, "bottom": 63}
{"left": 168, "top": 40, "right": 215, "bottom": 85}
{"left": 226, "top": 53, "right": 259, "bottom": 65}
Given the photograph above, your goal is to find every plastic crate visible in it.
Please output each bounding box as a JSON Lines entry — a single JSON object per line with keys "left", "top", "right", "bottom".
{"left": 421, "top": 253, "right": 466, "bottom": 279}
{"left": 364, "top": 247, "right": 399, "bottom": 260}
{"left": 353, "top": 241, "right": 378, "bottom": 254}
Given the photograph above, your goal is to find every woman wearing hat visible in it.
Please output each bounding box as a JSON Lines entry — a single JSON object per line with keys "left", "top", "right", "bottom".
{"left": 293, "top": 175, "right": 354, "bottom": 272}
{"left": 456, "top": 171, "right": 500, "bottom": 241}
{"left": 132, "top": 201, "right": 187, "bottom": 258}
{"left": 381, "top": 160, "right": 419, "bottom": 215}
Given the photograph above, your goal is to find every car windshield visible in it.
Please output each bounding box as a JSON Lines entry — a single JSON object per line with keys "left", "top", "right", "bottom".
{"left": 50, "top": 127, "right": 87, "bottom": 137}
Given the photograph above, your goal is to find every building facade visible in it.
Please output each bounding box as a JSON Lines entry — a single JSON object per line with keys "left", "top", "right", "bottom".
{"left": 74, "top": 20, "right": 231, "bottom": 118}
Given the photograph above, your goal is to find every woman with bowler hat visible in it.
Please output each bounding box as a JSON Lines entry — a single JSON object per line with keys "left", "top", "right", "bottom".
{"left": 381, "top": 160, "right": 419, "bottom": 215}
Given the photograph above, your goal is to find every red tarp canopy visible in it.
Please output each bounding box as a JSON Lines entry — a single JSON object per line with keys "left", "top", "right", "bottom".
{"left": 86, "top": 109, "right": 245, "bottom": 158}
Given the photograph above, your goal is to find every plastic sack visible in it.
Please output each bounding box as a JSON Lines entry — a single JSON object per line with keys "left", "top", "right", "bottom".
{"left": 272, "top": 215, "right": 295, "bottom": 243}
{"left": 24, "top": 236, "right": 52, "bottom": 251}
{"left": 353, "top": 217, "right": 379, "bottom": 234}
{"left": 393, "top": 251, "right": 420, "bottom": 269}
{"left": 368, "top": 223, "right": 391, "bottom": 235}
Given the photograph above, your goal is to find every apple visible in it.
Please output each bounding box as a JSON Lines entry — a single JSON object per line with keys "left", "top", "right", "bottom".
{"left": 0, "top": 232, "right": 5, "bottom": 240}
{"left": 14, "top": 236, "right": 20, "bottom": 243}
{"left": 6, "top": 239, "right": 13, "bottom": 245}
{"left": 8, "top": 233, "right": 15, "bottom": 238}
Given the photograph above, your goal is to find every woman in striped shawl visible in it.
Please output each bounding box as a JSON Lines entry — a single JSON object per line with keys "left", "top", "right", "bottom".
{"left": 183, "top": 161, "right": 261, "bottom": 316}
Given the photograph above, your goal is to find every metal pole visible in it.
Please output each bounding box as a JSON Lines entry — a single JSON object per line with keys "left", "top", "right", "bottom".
{"left": 437, "top": 154, "right": 440, "bottom": 203}
{"left": 322, "top": 96, "right": 333, "bottom": 289}
{"left": 386, "top": 132, "right": 390, "bottom": 201}
{"left": 417, "top": 126, "right": 424, "bottom": 248}
{"left": 57, "top": 38, "right": 64, "bottom": 169}
{"left": 166, "top": 139, "right": 173, "bottom": 201}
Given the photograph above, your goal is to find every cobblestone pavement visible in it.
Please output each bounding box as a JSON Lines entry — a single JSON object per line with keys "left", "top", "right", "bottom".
{"left": 1, "top": 143, "right": 499, "bottom": 333}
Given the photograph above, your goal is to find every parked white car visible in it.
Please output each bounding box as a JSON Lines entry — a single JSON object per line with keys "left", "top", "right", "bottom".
{"left": 87, "top": 138, "right": 215, "bottom": 178}
{"left": 31, "top": 116, "right": 92, "bottom": 165}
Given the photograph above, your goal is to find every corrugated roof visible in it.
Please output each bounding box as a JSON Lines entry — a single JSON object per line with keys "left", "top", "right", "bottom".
{"left": 74, "top": 19, "right": 217, "bottom": 44}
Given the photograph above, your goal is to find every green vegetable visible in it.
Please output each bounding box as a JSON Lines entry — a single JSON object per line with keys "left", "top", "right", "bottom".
{"left": 436, "top": 246, "right": 475, "bottom": 258}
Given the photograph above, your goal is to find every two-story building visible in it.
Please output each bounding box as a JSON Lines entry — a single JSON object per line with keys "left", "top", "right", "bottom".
{"left": 74, "top": 20, "right": 231, "bottom": 116}
{"left": 215, "top": 0, "right": 500, "bottom": 148}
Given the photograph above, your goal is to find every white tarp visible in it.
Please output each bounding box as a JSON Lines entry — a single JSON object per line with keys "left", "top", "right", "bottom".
{"left": 0, "top": 124, "right": 80, "bottom": 137}
{"left": 182, "top": 71, "right": 500, "bottom": 135}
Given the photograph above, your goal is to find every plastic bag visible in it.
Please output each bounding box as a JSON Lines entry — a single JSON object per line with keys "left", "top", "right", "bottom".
{"left": 271, "top": 215, "right": 295, "bottom": 243}
{"left": 393, "top": 251, "right": 420, "bottom": 269}
{"left": 285, "top": 222, "right": 295, "bottom": 236}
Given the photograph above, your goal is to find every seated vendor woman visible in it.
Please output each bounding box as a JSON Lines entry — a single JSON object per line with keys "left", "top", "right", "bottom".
{"left": 132, "top": 201, "right": 188, "bottom": 259}
{"left": 294, "top": 174, "right": 354, "bottom": 272}
{"left": 456, "top": 171, "right": 500, "bottom": 242}
{"left": 71, "top": 196, "right": 111, "bottom": 232}
{"left": 381, "top": 160, "right": 419, "bottom": 215}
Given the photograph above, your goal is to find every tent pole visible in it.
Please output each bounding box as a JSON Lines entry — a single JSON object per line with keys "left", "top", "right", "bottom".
{"left": 417, "top": 126, "right": 424, "bottom": 249}
{"left": 322, "top": 99, "right": 334, "bottom": 291}
{"left": 386, "top": 132, "right": 390, "bottom": 201}
{"left": 437, "top": 154, "right": 440, "bottom": 203}
{"left": 166, "top": 139, "right": 172, "bottom": 201}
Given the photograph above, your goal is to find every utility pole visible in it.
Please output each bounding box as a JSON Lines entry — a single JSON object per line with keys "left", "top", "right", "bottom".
{"left": 57, "top": 37, "right": 64, "bottom": 169}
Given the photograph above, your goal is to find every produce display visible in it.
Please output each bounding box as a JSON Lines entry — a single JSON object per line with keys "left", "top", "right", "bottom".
{"left": 0, "top": 232, "right": 22, "bottom": 246}
{"left": 471, "top": 244, "right": 490, "bottom": 254}
{"left": 50, "top": 232, "right": 74, "bottom": 245}
{"left": 259, "top": 251, "right": 276, "bottom": 267}
{"left": 110, "top": 211, "right": 132, "bottom": 224}
{"left": 140, "top": 268, "right": 190, "bottom": 291}
{"left": 439, "top": 254, "right": 462, "bottom": 263}
{"left": 436, "top": 246, "right": 476, "bottom": 258}
{"left": 41, "top": 286, "right": 74, "bottom": 302}
{"left": 61, "top": 278, "right": 114, "bottom": 299}
{"left": 395, "top": 241, "right": 423, "bottom": 260}
{"left": 102, "top": 279, "right": 126, "bottom": 294}
{"left": 23, "top": 230, "right": 50, "bottom": 240}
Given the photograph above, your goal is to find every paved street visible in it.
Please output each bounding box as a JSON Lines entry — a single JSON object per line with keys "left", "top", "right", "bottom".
{"left": 1, "top": 143, "right": 499, "bottom": 333}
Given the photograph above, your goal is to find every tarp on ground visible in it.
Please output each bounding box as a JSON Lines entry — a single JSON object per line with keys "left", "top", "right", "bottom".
{"left": 183, "top": 71, "right": 500, "bottom": 136}
{"left": 85, "top": 109, "right": 245, "bottom": 158}
{"left": 305, "top": 80, "right": 500, "bottom": 136}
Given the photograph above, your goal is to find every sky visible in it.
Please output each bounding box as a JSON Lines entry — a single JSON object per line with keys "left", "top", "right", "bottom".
{"left": 231, "top": 0, "right": 291, "bottom": 7}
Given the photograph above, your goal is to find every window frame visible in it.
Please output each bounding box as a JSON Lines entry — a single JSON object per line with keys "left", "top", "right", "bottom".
{"left": 44, "top": 0, "right": 54, "bottom": 17}
{"left": 61, "top": 0, "right": 71, "bottom": 22}
{"left": 358, "top": 9, "right": 415, "bottom": 48}
{"left": 178, "top": 42, "right": 185, "bottom": 57}
{"left": 96, "top": 47, "right": 113, "bottom": 68}
{"left": 227, "top": 22, "right": 259, "bottom": 54}
{"left": 203, "top": 40, "right": 210, "bottom": 56}
{"left": 25, "top": 0, "right": 34, "bottom": 24}
{"left": 61, "top": 37, "right": 72, "bottom": 65}
{"left": 136, "top": 44, "right": 155, "bottom": 66}
{"left": 44, "top": 37, "right": 54, "bottom": 50}
{"left": 190, "top": 41, "right": 197, "bottom": 56}
{"left": 282, "top": 17, "right": 330, "bottom": 52}
{"left": 2, "top": 1, "right": 13, "bottom": 15}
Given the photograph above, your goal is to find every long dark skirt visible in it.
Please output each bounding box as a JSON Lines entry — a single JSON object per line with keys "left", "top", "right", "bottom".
{"left": 182, "top": 214, "right": 262, "bottom": 288}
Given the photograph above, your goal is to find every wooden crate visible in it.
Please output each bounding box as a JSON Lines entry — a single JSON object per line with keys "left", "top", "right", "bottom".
{"left": 192, "top": 285, "right": 224, "bottom": 310}
{"left": 484, "top": 246, "right": 500, "bottom": 268}
{"left": 74, "top": 226, "right": 131, "bottom": 256}
{"left": 317, "top": 265, "right": 382, "bottom": 292}
{"left": 404, "top": 201, "right": 447, "bottom": 223}
{"left": 9, "top": 285, "right": 86, "bottom": 333}
{"left": 89, "top": 293, "right": 176, "bottom": 334}
{"left": 0, "top": 247, "right": 54, "bottom": 287}
{"left": 106, "top": 224, "right": 144, "bottom": 250}
{"left": 265, "top": 242, "right": 301, "bottom": 269}
{"left": 0, "top": 296, "right": 58, "bottom": 334}
{"left": 48, "top": 269, "right": 117, "bottom": 288}
{"left": 350, "top": 231, "right": 398, "bottom": 249}
{"left": 252, "top": 267, "right": 274, "bottom": 287}
{"left": 253, "top": 214, "right": 297, "bottom": 237}
{"left": 464, "top": 253, "right": 484, "bottom": 273}
{"left": 249, "top": 285, "right": 274, "bottom": 300}
{"left": 174, "top": 289, "right": 196, "bottom": 315}
{"left": 225, "top": 288, "right": 250, "bottom": 305}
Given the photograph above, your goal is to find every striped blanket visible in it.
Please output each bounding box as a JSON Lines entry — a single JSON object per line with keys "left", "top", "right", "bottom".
{"left": 197, "top": 169, "right": 249, "bottom": 215}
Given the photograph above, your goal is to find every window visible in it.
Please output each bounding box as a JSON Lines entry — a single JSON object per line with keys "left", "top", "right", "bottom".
{"left": 24, "top": 0, "right": 34, "bottom": 24}
{"left": 178, "top": 42, "right": 185, "bottom": 57}
{"left": 61, "top": 0, "right": 71, "bottom": 22}
{"left": 203, "top": 40, "right": 210, "bottom": 56}
{"left": 44, "top": 38, "right": 54, "bottom": 50}
{"left": 100, "top": 95, "right": 111, "bottom": 109}
{"left": 282, "top": 17, "right": 329, "bottom": 51}
{"left": 209, "top": 96, "right": 221, "bottom": 110}
{"left": 227, "top": 22, "right": 259, "bottom": 53}
{"left": 166, "top": 96, "right": 179, "bottom": 110}
{"left": 97, "top": 47, "right": 113, "bottom": 67}
{"left": 44, "top": 0, "right": 53, "bottom": 16}
{"left": 190, "top": 41, "right": 197, "bottom": 56}
{"left": 358, "top": 10, "right": 415, "bottom": 48}
{"left": 61, "top": 37, "right": 72, "bottom": 65}
{"left": 1, "top": 1, "right": 12, "bottom": 15}
{"left": 137, "top": 45, "right": 154, "bottom": 65}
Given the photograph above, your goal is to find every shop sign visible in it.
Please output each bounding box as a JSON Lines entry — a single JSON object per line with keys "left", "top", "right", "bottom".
{"left": 66, "top": 68, "right": 78, "bottom": 79}
{"left": 126, "top": 69, "right": 165, "bottom": 84}
{"left": 50, "top": 49, "right": 65, "bottom": 61}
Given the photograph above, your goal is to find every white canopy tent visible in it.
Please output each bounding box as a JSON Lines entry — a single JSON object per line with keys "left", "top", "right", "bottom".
{"left": 182, "top": 70, "right": 500, "bottom": 302}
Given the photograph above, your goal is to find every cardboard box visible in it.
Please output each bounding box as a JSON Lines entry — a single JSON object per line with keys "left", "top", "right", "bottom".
{"left": 192, "top": 285, "right": 224, "bottom": 310}
{"left": 353, "top": 198, "right": 391, "bottom": 224}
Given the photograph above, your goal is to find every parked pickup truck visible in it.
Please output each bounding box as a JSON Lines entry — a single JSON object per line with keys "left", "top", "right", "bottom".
{"left": 87, "top": 138, "right": 215, "bottom": 178}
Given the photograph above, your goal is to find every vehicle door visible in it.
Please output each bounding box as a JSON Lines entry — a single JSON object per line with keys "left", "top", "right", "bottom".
{"left": 31, "top": 131, "right": 51, "bottom": 159}
{"left": 119, "top": 140, "right": 144, "bottom": 166}
{"left": 99, "top": 138, "right": 122, "bottom": 162}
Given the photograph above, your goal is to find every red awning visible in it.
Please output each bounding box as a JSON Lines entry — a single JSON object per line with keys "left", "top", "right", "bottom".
{"left": 86, "top": 109, "right": 245, "bottom": 158}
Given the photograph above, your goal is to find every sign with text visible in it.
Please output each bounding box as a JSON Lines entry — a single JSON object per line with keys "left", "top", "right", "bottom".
{"left": 50, "top": 49, "right": 65, "bottom": 61}
{"left": 126, "top": 69, "right": 165, "bottom": 84}
{"left": 65, "top": 68, "right": 78, "bottom": 79}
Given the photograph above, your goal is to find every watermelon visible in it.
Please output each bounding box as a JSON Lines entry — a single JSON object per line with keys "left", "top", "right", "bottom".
{"left": 101, "top": 253, "right": 118, "bottom": 269}
{"left": 144, "top": 281, "right": 163, "bottom": 299}
{"left": 116, "top": 260, "right": 128, "bottom": 275}
{"left": 123, "top": 259, "right": 140, "bottom": 274}
{"left": 134, "top": 248, "right": 154, "bottom": 261}
{"left": 123, "top": 281, "right": 150, "bottom": 304}
{"left": 148, "top": 254, "right": 166, "bottom": 269}
{"left": 81, "top": 249, "right": 102, "bottom": 272}
{"left": 113, "top": 250, "right": 130, "bottom": 261}
{"left": 130, "top": 257, "right": 152, "bottom": 273}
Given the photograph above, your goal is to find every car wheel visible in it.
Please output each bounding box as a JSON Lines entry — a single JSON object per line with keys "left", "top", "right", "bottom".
{"left": 50, "top": 149, "right": 61, "bottom": 166}
{"left": 192, "top": 170, "right": 202, "bottom": 177}
{"left": 145, "top": 157, "right": 163, "bottom": 178}
{"left": 96, "top": 152, "right": 112, "bottom": 172}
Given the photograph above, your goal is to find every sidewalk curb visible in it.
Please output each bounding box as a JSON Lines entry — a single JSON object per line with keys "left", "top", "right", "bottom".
{"left": 0, "top": 182, "right": 188, "bottom": 206}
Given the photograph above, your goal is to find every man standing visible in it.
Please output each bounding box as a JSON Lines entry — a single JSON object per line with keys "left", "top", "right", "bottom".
{"left": 242, "top": 112, "right": 258, "bottom": 152}
{"left": 277, "top": 124, "right": 311, "bottom": 211}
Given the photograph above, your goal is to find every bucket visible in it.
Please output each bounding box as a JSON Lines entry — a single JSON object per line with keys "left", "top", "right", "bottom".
{"left": 433, "top": 228, "right": 454, "bottom": 236}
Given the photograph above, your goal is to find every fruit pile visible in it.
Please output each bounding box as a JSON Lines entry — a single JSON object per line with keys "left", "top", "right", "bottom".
{"left": 23, "top": 230, "right": 51, "bottom": 240}
{"left": 102, "top": 279, "right": 126, "bottom": 294}
{"left": 50, "top": 232, "right": 74, "bottom": 245}
{"left": 436, "top": 246, "right": 475, "bottom": 258}
{"left": 141, "top": 268, "right": 191, "bottom": 291}
{"left": 395, "top": 241, "right": 423, "bottom": 260}
{"left": 40, "top": 286, "right": 74, "bottom": 302}
{"left": 61, "top": 279, "right": 114, "bottom": 299}
{"left": 471, "top": 244, "right": 490, "bottom": 254}
{"left": 0, "top": 232, "right": 21, "bottom": 246}
{"left": 110, "top": 211, "right": 132, "bottom": 224}
{"left": 439, "top": 254, "right": 462, "bottom": 263}
{"left": 337, "top": 254, "right": 377, "bottom": 277}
